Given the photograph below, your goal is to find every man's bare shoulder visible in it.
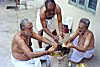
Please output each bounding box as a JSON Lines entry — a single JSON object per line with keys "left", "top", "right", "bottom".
{"left": 40, "top": 5, "right": 46, "bottom": 18}
{"left": 55, "top": 5, "right": 61, "bottom": 13}
{"left": 85, "top": 30, "right": 94, "bottom": 39}
{"left": 40, "top": 5, "right": 46, "bottom": 15}
{"left": 56, "top": 5, "right": 61, "bottom": 10}
{"left": 86, "top": 30, "right": 92, "bottom": 34}
{"left": 13, "top": 32, "right": 23, "bottom": 43}
{"left": 89, "top": 30, "right": 94, "bottom": 35}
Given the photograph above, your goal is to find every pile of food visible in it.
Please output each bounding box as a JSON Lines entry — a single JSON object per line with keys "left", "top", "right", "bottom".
{"left": 45, "top": 43, "right": 70, "bottom": 57}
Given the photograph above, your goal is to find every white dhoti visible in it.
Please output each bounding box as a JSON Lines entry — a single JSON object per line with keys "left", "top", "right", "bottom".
{"left": 36, "top": 9, "right": 56, "bottom": 32}
{"left": 70, "top": 48, "right": 94, "bottom": 63}
{"left": 11, "top": 48, "right": 51, "bottom": 67}
{"left": 11, "top": 54, "right": 41, "bottom": 67}
{"left": 69, "top": 36, "right": 94, "bottom": 63}
{"left": 33, "top": 48, "right": 51, "bottom": 67}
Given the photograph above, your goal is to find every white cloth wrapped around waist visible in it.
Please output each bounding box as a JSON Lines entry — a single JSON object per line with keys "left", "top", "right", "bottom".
{"left": 11, "top": 48, "right": 51, "bottom": 67}
{"left": 69, "top": 35, "right": 94, "bottom": 62}
{"left": 70, "top": 48, "right": 94, "bottom": 63}
{"left": 11, "top": 54, "right": 41, "bottom": 67}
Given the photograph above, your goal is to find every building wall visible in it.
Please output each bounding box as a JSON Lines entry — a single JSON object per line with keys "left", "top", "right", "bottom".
{"left": 92, "top": 0, "right": 100, "bottom": 47}
{"left": 55, "top": 0, "right": 95, "bottom": 31}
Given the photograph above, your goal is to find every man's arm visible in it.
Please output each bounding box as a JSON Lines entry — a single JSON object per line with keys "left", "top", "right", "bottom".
{"left": 65, "top": 28, "right": 79, "bottom": 45}
{"left": 56, "top": 6, "right": 63, "bottom": 37}
{"left": 32, "top": 32, "right": 56, "bottom": 46}
{"left": 67, "top": 33, "right": 92, "bottom": 52}
{"left": 40, "top": 12, "right": 57, "bottom": 40}
{"left": 17, "top": 38, "right": 56, "bottom": 59}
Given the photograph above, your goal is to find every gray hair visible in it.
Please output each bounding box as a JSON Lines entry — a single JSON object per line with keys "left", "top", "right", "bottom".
{"left": 80, "top": 18, "right": 90, "bottom": 28}
{"left": 20, "top": 18, "right": 31, "bottom": 30}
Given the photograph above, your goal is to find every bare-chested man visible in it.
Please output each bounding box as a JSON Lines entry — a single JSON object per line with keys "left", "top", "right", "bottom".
{"left": 36, "top": 0, "right": 63, "bottom": 48}
{"left": 11, "top": 18, "right": 57, "bottom": 67}
{"left": 64, "top": 18, "right": 95, "bottom": 63}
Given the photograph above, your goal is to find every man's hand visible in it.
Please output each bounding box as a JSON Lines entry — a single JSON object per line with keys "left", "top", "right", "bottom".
{"left": 59, "top": 32, "right": 64, "bottom": 39}
{"left": 54, "top": 34, "right": 64, "bottom": 43}
{"left": 54, "top": 36, "right": 59, "bottom": 42}
{"left": 63, "top": 42, "right": 73, "bottom": 48}
{"left": 66, "top": 42, "right": 74, "bottom": 48}
{"left": 65, "top": 40, "right": 69, "bottom": 45}
{"left": 47, "top": 44, "right": 57, "bottom": 53}
{"left": 50, "top": 42, "right": 58, "bottom": 47}
{"left": 52, "top": 42, "right": 58, "bottom": 48}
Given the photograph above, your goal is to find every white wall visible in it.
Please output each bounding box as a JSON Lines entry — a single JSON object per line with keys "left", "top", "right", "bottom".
{"left": 55, "top": 0, "right": 97, "bottom": 31}
{"left": 91, "top": 0, "right": 100, "bottom": 48}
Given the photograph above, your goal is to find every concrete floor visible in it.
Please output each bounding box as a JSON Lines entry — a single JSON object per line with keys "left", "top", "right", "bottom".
{"left": 0, "top": 1, "right": 100, "bottom": 67}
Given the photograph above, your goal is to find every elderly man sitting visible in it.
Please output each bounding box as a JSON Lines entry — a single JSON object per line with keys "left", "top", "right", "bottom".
{"left": 11, "top": 18, "right": 58, "bottom": 67}
{"left": 65, "top": 18, "right": 95, "bottom": 63}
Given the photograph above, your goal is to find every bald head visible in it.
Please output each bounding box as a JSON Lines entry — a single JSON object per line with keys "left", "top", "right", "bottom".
{"left": 20, "top": 18, "right": 32, "bottom": 30}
